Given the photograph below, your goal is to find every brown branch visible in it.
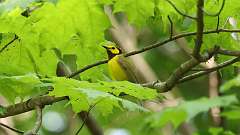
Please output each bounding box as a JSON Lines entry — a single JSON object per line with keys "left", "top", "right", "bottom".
{"left": 2, "top": 31, "right": 240, "bottom": 119}
{"left": 0, "top": 96, "right": 67, "bottom": 118}
{"left": 165, "top": 0, "right": 197, "bottom": 19}
{"left": 168, "top": 15, "right": 174, "bottom": 39}
{"left": 0, "top": 34, "right": 18, "bottom": 53}
{"left": 218, "top": 48, "right": 240, "bottom": 56}
{"left": 179, "top": 57, "right": 240, "bottom": 83}
{"left": 0, "top": 123, "right": 24, "bottom": 134}
{"left": 191, "top": 68, "right": 207, "bottom": 71}
{"left": 143, "top": 56, "right": 240, "bottom": 91}
{"left": 124, "top": 29, "right": 240, "bottom": 57}
{"left": 67, "top": 60, "right": 108, "bottom": 78}
{"left": 56, "top": 60, "right": 103, "bottom": 135}
{"left": 76, "top": 112, "right": 103, "bottom": 135}
{"left": 143, "top": 47, "right": 219, "bottom": 92}
{"left": 142, "top": 58, "right": 199, "bottom": 92}
{"left": 163, "top": 57, "right": 199, "bottom": 91}
{"left": 76, "top": 99, "right": 104, "bottom": 135}
{"left": 21, "top": 2, "right": 44, "bottom": 17}
{"left": 1, "top": 30, "right": 240, "bottom": 118}
{"left": 24, "top": 106, "right": 42, "bottom": 135}
{"left": 192, "top": 47, "right": 240, "bottom": 71}
{"left": 193, "top": 0, "right": 204, "bottom": 59}
{"left": 68, "top": 29, "right": 240, "bottom": 78}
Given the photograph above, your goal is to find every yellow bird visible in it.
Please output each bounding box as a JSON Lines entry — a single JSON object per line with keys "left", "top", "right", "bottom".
{"left": 102, "top": 43, "right": 140, "bottom": 83}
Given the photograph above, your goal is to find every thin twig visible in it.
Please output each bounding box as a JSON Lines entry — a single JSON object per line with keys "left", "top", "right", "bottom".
{"left": 125, "top": 29, "right": 240, "bottom": 57}
{"left": 192, "top": 47, "right": 240, "bottom": 71}
{"left": 165, "top": 0, "right": 197, "bottom": 19}
{"left": 203, "top": 0, "right": 225, "bottom": 17}
{"left": 2, "top": 47, "right": 238, "bottom": 118}
{"left": 216, "top": 15, "right": 220, "bottom": 31}
{"left": 142, "top": 58, "right": 199, "bottom": 91}
{"left": 69, "top": 29, "right": 240, "bottom": 78}
{"left": 26, "top": 49, "right": 42, "bottom": 79}
{"left": 143, "top": 46, "right": 219, "bottom": 92}
{"left": 21, "top": 2, "right": 44, "bottom": 17}
{"left": 0, "top": 122, "right": 24, "bottom": 134}
{"left": 0, "top": 34, "right": 18, "bottom": 53}
{"left": 75, "top": 99, "right": 104, "bottom": 135}
{"left": 168, "top": 15, "right": 173, "bottom": 39}
{"left": 179, "top": 57, "right": 240, "bottom": 83}
{"left": 0, "top": 50, "right": 239, "bottom": 120}
{"left": 222, "top": 17, "right": 231, "bottom": 29}
{"left": 191, "top": 68, "right": 206, "bottom": 71}
{"left": 143, "top": 56, "right": 240, "bottom": 91}
{"left": 57, "top": 59, "right": 103, "bottom": 135}
{"left": 24, "top": 106, "right": 42, "bottom": 135}
{"left": 217, "top": 48, "right": 240, "bottom": 56}
{"left": 67, "top": 60, "right": 108, "bottom": 78}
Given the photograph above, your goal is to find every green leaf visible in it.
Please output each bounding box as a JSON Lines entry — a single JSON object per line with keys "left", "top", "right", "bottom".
{"left": 0, "top": 74, "right": 46, "bottom": 102}
{"left": 208, "top": 127, "right": 236, "bottom": 135}
{"left": 48, "top": 77, "right": 157, "bottom": 115}
{"left": 0, "top": 0, "right": 111, "bottom": 81}
{"left": 98, "top": 0, "right": 113, "bottom": 5}
{"left": 0, "top": 106, "right": 6, "bottom": 115}
{"left": 221, "top": 109, "right": 240, "bottom": 120}
{"left": 146, "top": 107, "right": 187, "bottom": 128}
{"left": 113, "top": 0, "right": 155, "bottom": 27}
{"left": 220, "top": 75, "right": 240, "bottom": 92}
{"left": 50, "top": 77, "right": 158, "bottom": 100}
{"left": 145, "top": 95, "right": 238, "bottom": 129}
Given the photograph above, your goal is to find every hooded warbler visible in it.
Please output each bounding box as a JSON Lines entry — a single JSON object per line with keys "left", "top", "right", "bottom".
{"left": 102, "top": 43, "right": 140, "bottom": 83}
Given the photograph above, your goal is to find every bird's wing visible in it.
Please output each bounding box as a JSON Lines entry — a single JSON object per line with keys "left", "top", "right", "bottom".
{"left": 117, "top": 55, "right": 140, "bottom": 83}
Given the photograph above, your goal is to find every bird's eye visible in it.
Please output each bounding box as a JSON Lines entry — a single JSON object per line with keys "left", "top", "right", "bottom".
{"left": 111, "top": 47, "right": 115, "bottom": 49}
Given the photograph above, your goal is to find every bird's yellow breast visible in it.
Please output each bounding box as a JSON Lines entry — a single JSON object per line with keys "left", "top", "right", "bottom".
{"left": 108, "top": 55, "right": 128, "bottom": 81}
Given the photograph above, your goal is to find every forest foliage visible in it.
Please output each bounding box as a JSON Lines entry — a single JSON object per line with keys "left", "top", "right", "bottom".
{"left": 0, "top": 0, "right": 240, "bottom": 135}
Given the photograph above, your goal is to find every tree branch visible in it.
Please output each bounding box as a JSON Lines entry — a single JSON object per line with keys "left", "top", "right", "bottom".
{"left": 24, "top": 106, "right": 42, "bottom": 135}
{"left": 76, "top": 112, "right": 103, "bottom": 135}
{"left": 0, "top": 34, "right": 18, "bottom": 53}
{"left": 67, "top": 60, "right": 108, "bottom": 78}
{"left": 218, "top": 48, "right": 240, "bottom": 56}
{"left": 193, "top": 0, "right": 204, "bottom": 59}
{"left": 165, "top": 0, "right": 197, "bottom": 19}
{"left": 143, "top": 46, "right": 219, "bottom": 92}
{"left": 1, "top": 27, "right": 240, "bottom": 120}
{"left": 216, "top": 15, "right": 220, "bottom": 31}
{"left": 179, "top": 57, "right": 240, "bottom": 83}
{"left": 76, "top": 99, "right": 104, "bottom": 135}
{"left": 143, "top": 56, "right": 240, "bottom": 92}
{"left": 3, "top": 47, "right": 237, "bottom": 117}
{"left": 0, "top": 122, "right": 24, "bottom": 134}
{"left": 0, "top": 96, "right": 67, "bottom": 118}
{"left": 168, "top": 15, "right": 174, "bottom": 39}
{"left": 56, "top": 59, "right": 103, "bottom": 135}
{"left": 142, "top": 58, "right": 199, "bottom": 92}
{"left": 203, "top": 0, "right": 225, "bottom": 17}
{"left": 21, "top": 2, "right": 44, "bottom": 17}
{"left": 68, "top": 29, "right": 240, "bottom": 78}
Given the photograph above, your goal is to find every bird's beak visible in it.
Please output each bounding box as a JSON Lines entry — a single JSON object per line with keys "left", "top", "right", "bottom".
{"left": 102, "top": 45, "right": 108, "bottom": 49}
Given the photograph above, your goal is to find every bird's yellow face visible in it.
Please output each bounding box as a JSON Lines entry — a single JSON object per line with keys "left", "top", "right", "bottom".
{"left": 102, "top": 44, "right": 122, "bottom": 59}
{"left": 102, "top": 45, "right": 121, "bottom": 55}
